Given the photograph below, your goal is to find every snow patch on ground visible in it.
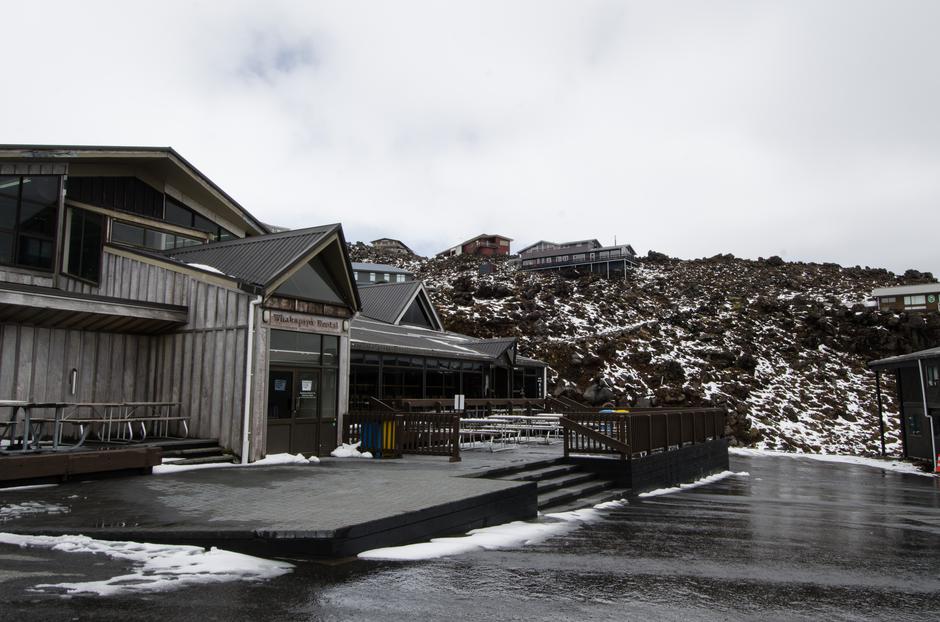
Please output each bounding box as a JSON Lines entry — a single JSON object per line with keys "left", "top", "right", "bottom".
{"left": 638, "top": 470, "right": 750, "bottom": 497}
{"left": 153, "top": 452, "right": 320, "bottom": 474}
{"left": 331, "top": 442, "right": 373, "bottom": 459}
{"left": 0, "top": 483, "right": 59, "bottom": 492}
{"left": 0, "top": 533, "right": 293, "bottom": 596}
{"left": 730, "top": 447, "right": 934, "bottom": 477}
{"left": 0, "top": 501, "right": 68, "bottom": 521}
{"left": 358, "top": 499, "right": 627, "bottom": 561}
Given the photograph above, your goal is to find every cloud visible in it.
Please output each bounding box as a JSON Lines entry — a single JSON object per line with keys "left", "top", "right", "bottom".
{"left": 0, "top": 0, "right": 937, "bottom": 274}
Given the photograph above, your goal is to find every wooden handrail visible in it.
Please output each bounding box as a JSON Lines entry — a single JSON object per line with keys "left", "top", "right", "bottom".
{"left": 560, "top": 417, "right": 630, "bottom": 455}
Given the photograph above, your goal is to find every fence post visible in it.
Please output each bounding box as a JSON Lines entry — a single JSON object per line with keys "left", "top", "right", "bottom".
{"left": 563, "top": 420, "right": 570, "bottom": 459}
{"left": 450, "top": 414, "right": 461, "bottom": 462}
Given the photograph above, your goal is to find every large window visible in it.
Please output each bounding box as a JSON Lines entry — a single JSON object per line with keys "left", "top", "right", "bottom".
{"left": 64, "top": 208, "right": 104, "bottom": 282}
{"left": 0, "top": 175, "right": 60, "bottom": 271}
{"left": 927, "top": 364, "right": 939, "bottom": 388}
{"left": 110, "top": 220, "right": 202, "bottom": 251}
{"left": 67, "top": 177, "right": 235, "bottom": 241}
{"left": 904, "top": 295, "right": 927, "bottom": 310}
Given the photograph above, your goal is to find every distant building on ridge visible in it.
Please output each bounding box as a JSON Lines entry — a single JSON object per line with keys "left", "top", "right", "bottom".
{"left": 514, "top": 238, "right": 638, "bottom": 279}
{"left": 437, "top": 234, "right": 512, "bottom": 258}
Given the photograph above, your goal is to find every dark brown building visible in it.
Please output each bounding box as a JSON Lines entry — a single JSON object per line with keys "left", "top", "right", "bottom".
{"left": 871, "top": 284, "right": 940, "bottom": 313}
{"left": 869, "top": 347, "right": 940, "bottom": 469}
{"left": 437, "top": 234, "right": 512, "bottom": 258}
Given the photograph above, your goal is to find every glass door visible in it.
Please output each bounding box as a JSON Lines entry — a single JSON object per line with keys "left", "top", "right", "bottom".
{"left": 266, "top": 369, "right": 294, "bottom": 454}
{"left": 292, "top": 369, "right": 320, "bottom": 455}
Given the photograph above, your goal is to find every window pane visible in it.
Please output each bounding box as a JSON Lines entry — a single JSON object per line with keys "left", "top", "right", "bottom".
{"left": 111, "top": 221, "right": 145, "bottom": 247}
{"left": 18, "top": 176, "right": 58, "bottom": 237}
{"left": 66, "top": 208, "right": 104, "bottom": 282}
{"left": 164, "top": 197, "right": 192, "bottom": 227}
{"left": 191, "top": 212, "right": 217, "bottom": 234}
{"left": 173, "top": 235, "right": 202, "bottom": 249}
{"left": 322, "top": 335, "right": 339, "bottom": 366}
{"left": 16, "top": 236, "right": 54, "bottom": 269}
{"left": 0, "top": 176, "right": 19, "bottom": 229}
{"left": 0, "top": 231, "right": 13, "bottom": 263}
{"left": 145, "top": 228, "right": 174, "bottom": 251}
{"left": 321, "top": 369, "right": 337, "bottom": 419}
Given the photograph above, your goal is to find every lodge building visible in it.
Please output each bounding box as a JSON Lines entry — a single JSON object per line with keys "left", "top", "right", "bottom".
{"left": 0, "top": 145, "right": 547, "bottom": 461}
{"left": 0, "top": 145, "right": 359, "bottom": 461}
{"left": 514, "top": 238, "right": 638, "bottom": 278}
{"left": 349, "top": 280, "right": 547, "bottom": 409}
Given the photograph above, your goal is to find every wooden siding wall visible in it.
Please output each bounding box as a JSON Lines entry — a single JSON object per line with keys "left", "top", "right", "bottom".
{"left": 0, "top": 324, "right": 153, "bottom": 406}
{"left": 0, "top": 268, "right": 54, "bottom": 288}
{"left": 6, "top": 252, "right": 252, "bottom": 455}
{"left": 61, "top": 251, "right": 191, "bottom": 306}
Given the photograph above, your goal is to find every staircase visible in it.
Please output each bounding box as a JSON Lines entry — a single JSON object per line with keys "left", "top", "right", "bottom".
{"left": 485, "top": 458, "right": 630, "bottom": 514}
{"left": 149, "top": 438, "right": 236, "bottom": 466}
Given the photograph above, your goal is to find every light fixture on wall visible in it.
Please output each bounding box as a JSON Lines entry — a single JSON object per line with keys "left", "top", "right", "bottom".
{"left": 262, "top": 310, "right": 270, "bottom": 322}
{"left": 342, "top": 320, "right": 349, "bottom": 331}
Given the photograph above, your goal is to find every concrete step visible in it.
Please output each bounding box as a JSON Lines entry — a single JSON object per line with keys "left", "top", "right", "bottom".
{"left": 534, "top": 471, "right": 598, "bottom": 494}
{"left": 166, "top": 453, "right": 236, "bottom": 466}
{"left": 145, "top": 438, "right": 220, "bottom": 451}
{"left": 475, "top": 457, "right": 567, "bottom": 480}
{"left": 537, "top": 479, "right": 615, "bottom": 511}
{"left": 542, "top": 487, "right": 632, "bottom": 514}
{"left": 161, "top": 446, "right": 228, "bottom": 459}
{"left": 501, "top": 463, "right": 583, "bottom": 482}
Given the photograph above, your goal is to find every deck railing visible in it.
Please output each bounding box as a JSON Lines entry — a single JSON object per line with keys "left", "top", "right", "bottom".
{"left": 561, "top": 408, "right": 726, "bottom": 460}
{"left": 344, "top": 412, "right": 460, "bottom": 462}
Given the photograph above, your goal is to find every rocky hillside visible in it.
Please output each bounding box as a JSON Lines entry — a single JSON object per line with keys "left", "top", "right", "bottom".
{"left": 348, "top": 243, "right": 940, "bottom": 457}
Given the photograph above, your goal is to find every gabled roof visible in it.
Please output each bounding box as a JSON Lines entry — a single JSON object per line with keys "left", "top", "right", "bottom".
{"left": 517, "top": 240, "right": 557, "bottom": 255}
{"left": 871, "top": 283, "right": 940, "bottom": 297}
{"left": 164, "top": 225, "right": 361, "bottom": 309}
{"left": 0, "top": 144, "right": 269, "bottom": 236}
{"left": 460, "top": 233, "right": 513, "bottom": 246}
{"left": 357, "top": 281, "right": 443, "bottom": 331}
{"left": 371, "top": 238, "right": 414, "bottom": 252}
{"left": 869, "top": 346, "right": 940, "bottom": 370}
{"left": 351, "top": 262, "right": 411, "bottom": 275}
{"left": 468, "top": 338, "right": 517, "bottom": 364}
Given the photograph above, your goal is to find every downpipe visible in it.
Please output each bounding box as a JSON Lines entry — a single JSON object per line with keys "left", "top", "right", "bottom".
{"left": 241, "top": 295, "right": 263, "bottom": 464}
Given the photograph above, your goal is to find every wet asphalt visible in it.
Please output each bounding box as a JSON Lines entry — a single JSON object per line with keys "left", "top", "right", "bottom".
{"left": 1, "top": 453, "right": 938, "bottom": 622}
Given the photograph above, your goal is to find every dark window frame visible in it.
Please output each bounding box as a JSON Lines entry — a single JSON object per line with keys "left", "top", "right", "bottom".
{"left": 0, "top": 175, "right": 61, "bottom": 272}
{"left": 63, "top": 207, "right": 105, "bottom": 285}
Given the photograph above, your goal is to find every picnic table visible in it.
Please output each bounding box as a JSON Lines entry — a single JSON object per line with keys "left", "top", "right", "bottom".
{"left": 0, "top": 400, "right": 185, "bottom": 453}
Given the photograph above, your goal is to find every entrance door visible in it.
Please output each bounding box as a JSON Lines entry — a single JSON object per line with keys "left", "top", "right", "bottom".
{"left": 292, "top": 369, "right": 319, "bottom": 455}
{"left": 266, "top": 367, "right": 338, "bottom": 456}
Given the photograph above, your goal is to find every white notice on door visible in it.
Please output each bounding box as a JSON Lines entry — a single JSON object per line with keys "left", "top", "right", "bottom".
{"left": 301, "top": 380, "right": 313, "bottom": 392}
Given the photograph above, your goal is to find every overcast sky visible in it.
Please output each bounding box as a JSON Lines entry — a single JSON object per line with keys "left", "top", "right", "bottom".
{"left": 2, "top": 1, "right": 938, "bottom": 274}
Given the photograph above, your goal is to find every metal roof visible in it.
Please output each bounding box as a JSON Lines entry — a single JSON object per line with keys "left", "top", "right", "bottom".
{"left": 871, "top": 283, "right": 940, "bottom": 297}
{"left": 165, "top": 225, "right": 337, "bottom": 290}
{"left": 869, "top": 346, "right": 940, "bottom": 370}
{"left": 519, "top": 243, "right": 637, "bottom": 262}
{"left": 468, "top": 338, "right": 517, "bottom": 363}
{"left": 351, "top": 317, "right": 494, "bottom": 361}
{"left": 357, "top": 281, "right": 422, "bottom": 324}
{"left": 351, "top": 262, "right": 411, "bottom": 274}
{"left": 350, "top": 317, "right": 546, "bottom": 367}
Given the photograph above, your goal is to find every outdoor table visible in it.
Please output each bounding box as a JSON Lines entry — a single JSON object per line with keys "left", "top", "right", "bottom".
{"left": 0, "top": 400, "right": 69, "bottom": 453}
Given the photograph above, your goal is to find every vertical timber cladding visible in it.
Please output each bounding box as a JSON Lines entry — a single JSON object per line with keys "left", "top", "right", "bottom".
{"left": 259, "top": 306, "right": 351, "bottom": 459}
{"left": 57, "top": 249, "right": 254, "bottom": 455}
